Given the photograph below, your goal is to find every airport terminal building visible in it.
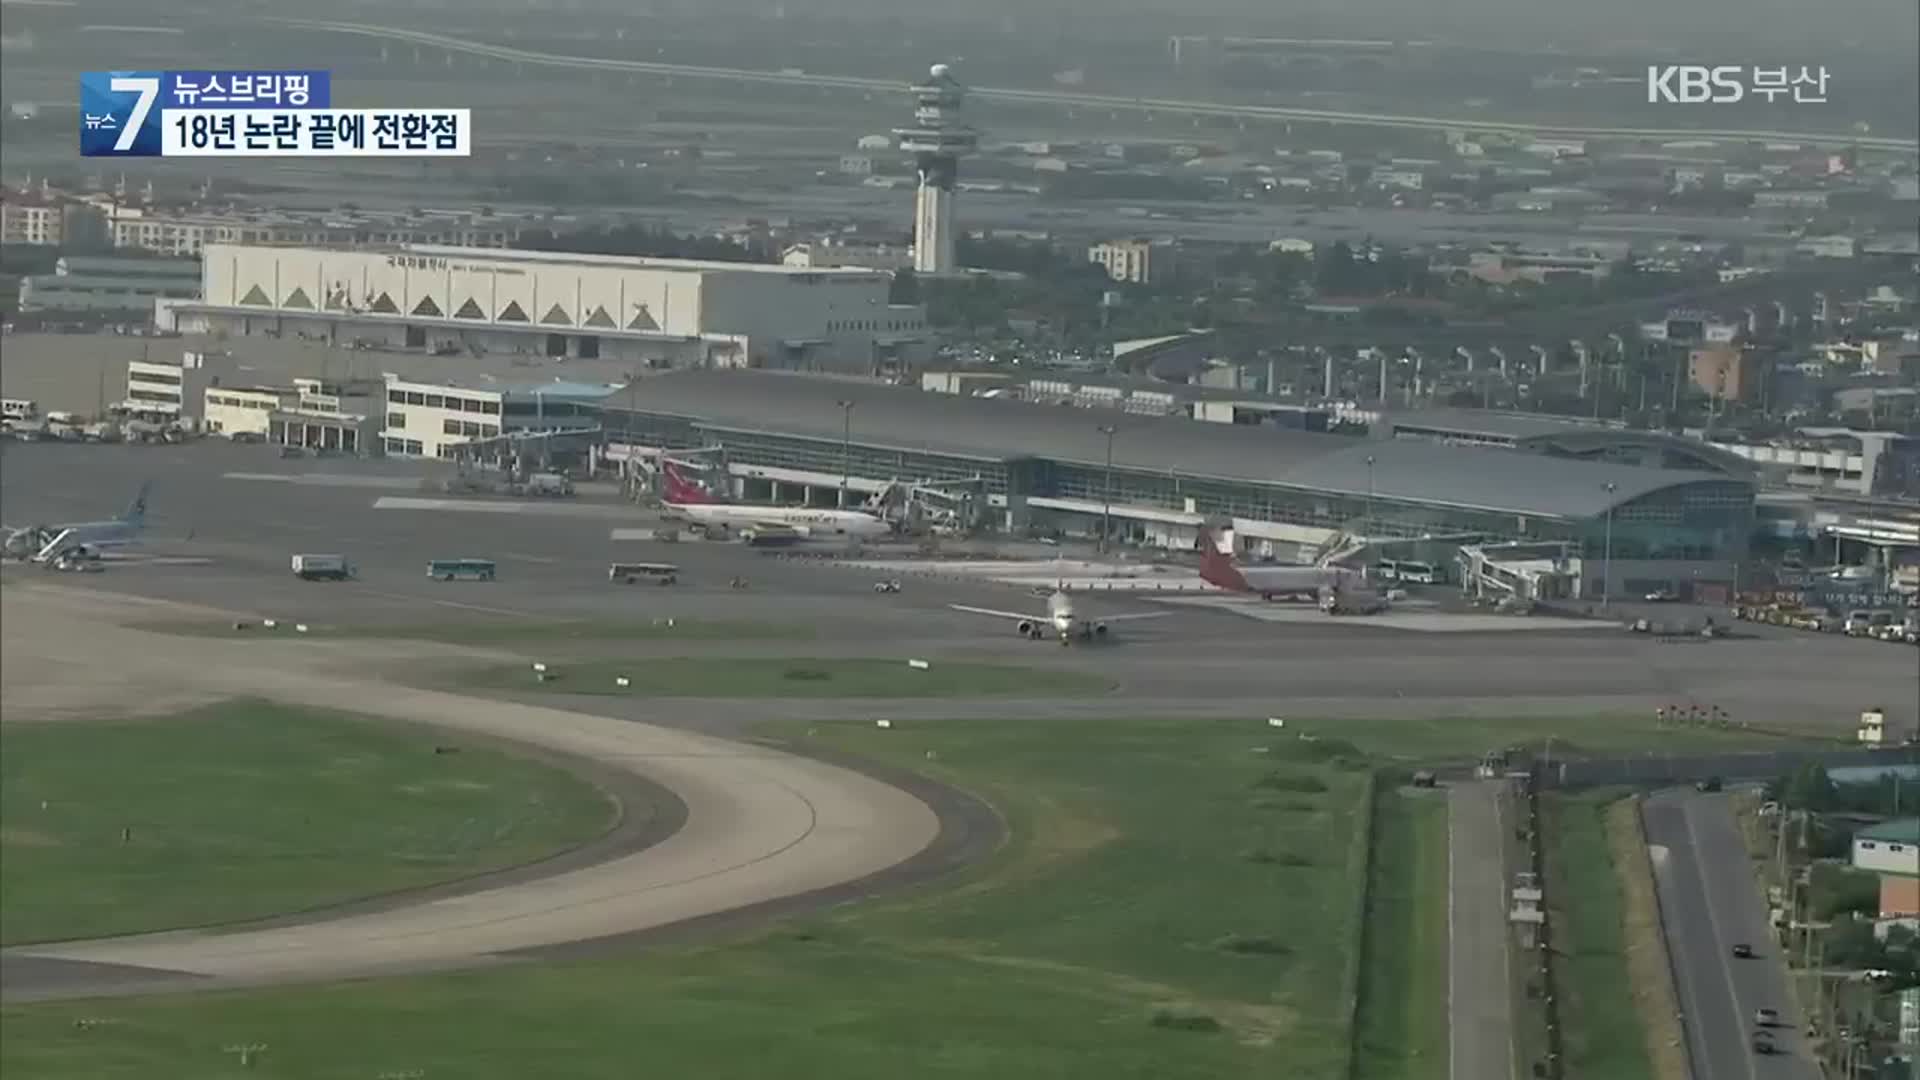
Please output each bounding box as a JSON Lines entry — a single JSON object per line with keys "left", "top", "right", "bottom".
{"left": 159, "top": 243, "right": 930, "bottom": 374}
{"left": 605, "top": 370, "right": 1759, "bottom": 600}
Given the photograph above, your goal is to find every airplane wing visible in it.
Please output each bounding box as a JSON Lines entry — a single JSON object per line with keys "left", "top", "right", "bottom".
{"left": 948, "top": 603, "right": 1048, "bottom": 622}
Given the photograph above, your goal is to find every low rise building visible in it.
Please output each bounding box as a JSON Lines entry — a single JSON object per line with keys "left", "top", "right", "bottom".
{"left": 1088, "top": 238, "right": 1159, "bottom": 285}
{"left": 380, "top": 374, "right": 617, "bottom": 459}
{"left": 203, "top": 385, "right": 287, "bottom": 436}
{"left": 18, "top": 255, "right": 199, "bottom": 315}
{"left": 1850, "top": 819, "right": 1919, "bottom": 929}
{"left": 1688, "top": 345, "right": 1763, "bottom": 403}
{"left": 123, "top": 350, "right": 228, "bottom": 421}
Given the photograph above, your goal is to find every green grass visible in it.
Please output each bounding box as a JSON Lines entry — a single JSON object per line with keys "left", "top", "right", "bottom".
{"left": 134, "top": 616, "right": 807, "bottom": 644}
{"left": 1540, "top": 791, "right": 1656, "bottom": 1080}
{"left": 0, "top": 701, "right": 617, "bottom": 945}
{"left": 1, "top": 716, "right": 1374, "bottom": 1079}
{"left": 460, "top": 657, "right": 1115, "bottom": 698}
{"left": 0, "top": 712, "right": 1804, "bottom": 1078}
{"left": 1352, "top": 785, "right": 1451, "bottom": 1079}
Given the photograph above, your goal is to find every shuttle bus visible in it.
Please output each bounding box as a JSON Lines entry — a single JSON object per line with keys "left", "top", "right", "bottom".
{"left": 1, "top": 398, "right": 39, "bottom": 421}
{"left": 609, "top": 562, "right": 678, "bottom": 585}
{"left": 427, "top": 558, "right": 496, "bottom": 581}
{"left": 1373, "top": 559, "right": 1444, "bottom": 585}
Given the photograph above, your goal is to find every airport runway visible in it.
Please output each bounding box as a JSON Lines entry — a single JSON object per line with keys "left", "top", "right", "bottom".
{"left": 5, "top": 442, "right": 1915, "bottom": 732}
{"left": 5, "top": 441, "right": 1918, "bottom": 1006}
{"left": 1643, "top": 791, "right": 1819, "bottom": 1080}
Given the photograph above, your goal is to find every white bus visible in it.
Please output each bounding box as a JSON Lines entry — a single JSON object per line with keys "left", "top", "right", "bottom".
{"left": 609, "top": 562, "right": 678, "bottom": 586}
{"left": 1373, "top": 559, "right": 1444, "bottom": 585}
{"left": 1, "top": 399, "right": 39, "bottom": 422}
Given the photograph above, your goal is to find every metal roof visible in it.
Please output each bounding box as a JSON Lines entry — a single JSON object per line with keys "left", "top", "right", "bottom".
{"left": 1384, "top": 407, "right": 1628, "bottom": 441}
{"left": 617, "top": 370, "right": 1743, "bottom": 520}
{"left": 1277, "top": 440, "right": 1737, "bottom": 519}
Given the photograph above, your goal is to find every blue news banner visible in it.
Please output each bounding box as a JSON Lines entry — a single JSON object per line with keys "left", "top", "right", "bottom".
{"left": 79, "top": 71, "right": 469, "bottom": 158}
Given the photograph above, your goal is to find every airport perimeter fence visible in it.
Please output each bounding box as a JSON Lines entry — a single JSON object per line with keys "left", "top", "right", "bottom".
{"left": 1547, "top": 746, "right": 1919, "bottom": 789}
{"left": 1339, "top": 769, "right": 1381, "bottom": 1080}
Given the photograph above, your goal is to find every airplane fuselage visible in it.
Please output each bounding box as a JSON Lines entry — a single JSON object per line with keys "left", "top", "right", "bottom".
{"left": 665, "top": 501, "right": 891, "bottom": 539}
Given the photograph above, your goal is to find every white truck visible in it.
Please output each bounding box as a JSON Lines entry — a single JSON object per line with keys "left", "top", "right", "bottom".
{"left": 291, "top": 553, "right": 354, "bottom": 581}
{"left": 524, "top": 473, "right": 575, "bottom": 497}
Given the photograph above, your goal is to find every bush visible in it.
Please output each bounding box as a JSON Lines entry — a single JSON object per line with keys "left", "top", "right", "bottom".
{"left": 1248, "top": 795, "right": 1320, "bottom": 812}
{"left": 1149, "top": 1007, "right": 1222, "bottom": 1033}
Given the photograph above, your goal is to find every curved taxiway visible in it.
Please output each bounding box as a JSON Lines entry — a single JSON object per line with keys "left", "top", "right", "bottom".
{"left": 0, "top": 587, "right": 943, "bottom": 1001}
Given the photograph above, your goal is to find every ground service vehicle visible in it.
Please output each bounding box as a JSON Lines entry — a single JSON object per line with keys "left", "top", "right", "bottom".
{"left": 428, "top": 558, "right": 496, "bottom": 581}
{"left": 291, "top": 554, "right": 353, "bottom": 581}
{"left": 525, "top": 473, "right": 575, "bottom": 497}
{"left": 610, "top": 562, "right": 677, "bottom": 585}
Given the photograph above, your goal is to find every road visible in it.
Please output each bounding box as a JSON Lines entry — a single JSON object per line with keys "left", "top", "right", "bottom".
{"left": 1450, "top": 779, "right": 1516, "bottom": 1080}
{"left": 280, "top": 19, "right": 1915, "bottom": 151}
{"left": 1643, "top": 791, "right": 1820, "bottom": 1080}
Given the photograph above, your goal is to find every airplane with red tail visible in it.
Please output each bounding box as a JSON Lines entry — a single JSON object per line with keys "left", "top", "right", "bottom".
{"left": 1195, "top": 525, "right": 1386, "bottom": 614}
{"left": 659, "top": 460, "right": 892, "bottom": 540}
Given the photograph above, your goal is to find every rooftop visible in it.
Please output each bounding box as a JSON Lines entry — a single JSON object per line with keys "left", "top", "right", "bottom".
{"left": 1855, "top": 818, "right": 1920, "bottom": 846}
{"left": 401, "top": 244, "right": 889, "bottom": 278}
{"left": 385, "top": 372, "right": 621, "bottom": 401}
{"left": 1385, "top": 407, "right": 1628, "bottom": 441}
{"left": 617, "top": 370, "right": 1741, "bottom": 520}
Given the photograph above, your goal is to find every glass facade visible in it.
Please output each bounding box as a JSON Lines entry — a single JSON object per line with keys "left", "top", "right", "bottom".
{"left": 606, "top": 409, "right": 1754, "bottom": 562}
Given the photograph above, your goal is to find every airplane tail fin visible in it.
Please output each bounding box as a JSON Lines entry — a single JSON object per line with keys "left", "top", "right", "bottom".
{"left": 660, "top": 461, "right": 713, "bottom": 505}
{"left": 1194, "top": 525, "right": 1249, "bottom": 592}
{"left": 121, "top": 481, "right": 152, "bottom": 525}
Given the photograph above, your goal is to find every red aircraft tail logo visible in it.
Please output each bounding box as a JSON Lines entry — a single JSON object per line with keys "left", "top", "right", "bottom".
{"left": 1194, "top": 526, "right": 1251, "bottom": 592}
{"left": 661, "top": 460, "right": 715, "bottom": 505}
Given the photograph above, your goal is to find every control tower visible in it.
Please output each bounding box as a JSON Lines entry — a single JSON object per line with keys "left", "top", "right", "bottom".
{"left": 893, "top": 63, "right": 978, "bottom": 276}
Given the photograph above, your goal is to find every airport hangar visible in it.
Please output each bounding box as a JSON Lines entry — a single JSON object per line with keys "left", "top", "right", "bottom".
{"left": 602, "top": 370, "right": 1759, "bottom": 601}
{"left": 158, "top": 243, "right": 931, "bottom": 374}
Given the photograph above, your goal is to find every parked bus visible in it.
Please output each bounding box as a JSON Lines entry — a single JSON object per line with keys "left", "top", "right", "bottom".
{"left": 609, "top": 561, "right": 678, "bottom": 586}
{"left": 1, "top": 398, "right": 40, "bottom": 421}
{"left": 427, "top": 558, "right": 496, "bottom": 581}
{"left": 1373, "top": 559, "right": 1444, "bottom": 585}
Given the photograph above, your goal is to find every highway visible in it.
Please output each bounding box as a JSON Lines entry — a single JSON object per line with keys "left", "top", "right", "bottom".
{"left": 1642, "top": 791, "right": 1820, "bottom": 1080}
{"left": 279, "top": 19, "right": 1916, "bottom": 152}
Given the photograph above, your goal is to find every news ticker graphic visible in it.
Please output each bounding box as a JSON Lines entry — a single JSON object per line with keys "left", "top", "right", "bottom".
{"left": 162, "top": 110, "right": 472, "bottom": 157}
{"left": 80, "top": 70, "right": 469, "bottom": 157}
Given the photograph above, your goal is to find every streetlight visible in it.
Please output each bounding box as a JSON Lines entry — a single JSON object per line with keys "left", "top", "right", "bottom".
{"left": 1097, "top": 424, "right": 1117, "bottom": 554}
{"left": 835, "top": 399, "right": 854, "bottom": 507}
{"left": 1363, "top": 454, "right": 1376, "bottom": 542}
{"left": 1601, "top": 481, "right": 1617, "bottom": 609}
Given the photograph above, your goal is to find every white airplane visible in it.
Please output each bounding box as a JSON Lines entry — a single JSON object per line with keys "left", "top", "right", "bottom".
{"left": 949, "top": 586, "right": 1170, "bottom": 645}
{"left": 3, "top": 482, "right": 152, "bottom": 564}
{"left": 660, "top": 460, "right": 892, "bottom": 540}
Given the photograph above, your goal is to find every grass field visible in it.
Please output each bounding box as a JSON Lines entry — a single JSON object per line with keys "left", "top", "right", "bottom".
{"left": 461, "top": 657, "right": 1114, "bottom": 698}
{"left": 0, "top": 701, "right": 617, "bottom": 945}
{"left": 0, "top": 712, "right": 1793, "bottom": 1078}
{"left": 1540, "top": 790, "right": 1657, "bottom": 1080}
{"left": 135, "top": 616, "right": 806, "bottom": 644}
{"left": 1, "top": 716, "right": 1373, "bottom": 1079}
{"left": 1352, "top": 785, "right": 1451, "bottom": 1080}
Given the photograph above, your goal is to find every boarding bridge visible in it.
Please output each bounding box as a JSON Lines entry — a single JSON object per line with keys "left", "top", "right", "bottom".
{"left": 1458, "top": 542, "right": 1575, "bottom": 603}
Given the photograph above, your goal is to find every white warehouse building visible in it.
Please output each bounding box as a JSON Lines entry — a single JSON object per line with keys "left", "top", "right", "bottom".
{"left": 381, "top": 374, "right": 616, "bottom": 459}
{"left": 163, "top": 243, "right": 930, "bottom": 373}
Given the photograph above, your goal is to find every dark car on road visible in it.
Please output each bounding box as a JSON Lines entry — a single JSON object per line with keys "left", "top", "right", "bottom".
{"left": 1731, "top": 943, "right": 1754, "bottom": 959}
{"left": 1695, "top": 777, "right": 1724, "bottom": 792}
{"left": 1752, "top": 1031, "right": 1777, "bottom": 1055}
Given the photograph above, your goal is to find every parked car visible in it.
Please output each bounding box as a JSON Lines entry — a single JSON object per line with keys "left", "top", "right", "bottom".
{"left": 1695, "top": 777, "right": 1724, "bottom": 793}
{"left": 1752, "top": 1031, "right": 1776, "bottom": 1055}
{"left": 873, "top": 580, "right": 902, "bottom": 594}
{"left": 1644, "top": 588, "right": 1680, "bottom": 602}
{"left": 1754, "top": 1007, "right": 1779, "bottom": 1027}
{"left": 1731, "top": 943, "right": 1754, "bottom": 959}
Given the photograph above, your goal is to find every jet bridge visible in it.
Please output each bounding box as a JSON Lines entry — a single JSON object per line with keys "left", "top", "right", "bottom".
{"left": 1458, "top": 542, "right": 1576, "bottom": 602}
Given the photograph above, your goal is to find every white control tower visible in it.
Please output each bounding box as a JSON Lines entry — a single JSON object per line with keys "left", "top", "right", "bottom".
{"left": 893, "top": 63, "right": 978, "bottom": 276}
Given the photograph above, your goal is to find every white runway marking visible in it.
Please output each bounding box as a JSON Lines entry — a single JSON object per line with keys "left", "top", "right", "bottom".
{"left": 225, "top": 473, "right": 422, "bottom": 490}
{"left": 374, "top": 496, "right": 526, "bottom": 514}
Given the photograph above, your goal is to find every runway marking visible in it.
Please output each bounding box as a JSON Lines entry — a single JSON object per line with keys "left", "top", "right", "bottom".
{"left": 373, "top": 497, "right": 526, "bottom": 514}
{"left": 611, "top": 528, "right": 660, "bottom": 541}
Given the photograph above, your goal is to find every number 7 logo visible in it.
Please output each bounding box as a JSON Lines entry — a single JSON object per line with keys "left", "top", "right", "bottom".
{"left": 109, "top": 75, "right": 159, "bottom": 153}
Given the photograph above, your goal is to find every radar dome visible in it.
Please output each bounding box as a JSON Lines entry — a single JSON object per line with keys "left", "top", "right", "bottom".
{"left": 929, "top": 63, "right": 952, "bottom": 79}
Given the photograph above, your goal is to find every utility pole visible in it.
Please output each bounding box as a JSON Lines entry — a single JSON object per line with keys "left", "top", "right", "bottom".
{"left": 1364, "top": 453, "right": 1376, "bottom": 541}
{"left": 1601, "top": 481, "right": 1617, "bottom": 609}
{"left": 836, "top": 399, "right": 854, "bottom": 507}
{"left": 1097, "top": 424, "right": 1116, "bottom": 554}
